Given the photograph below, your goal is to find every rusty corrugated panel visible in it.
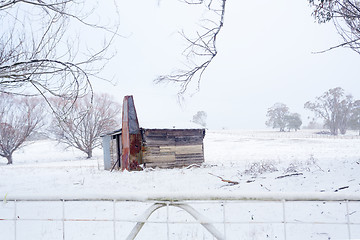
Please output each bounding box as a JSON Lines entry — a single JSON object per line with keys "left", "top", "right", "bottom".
{"left": 127, "top": 96, "right": 140, "bottom": 134}
{"left": 121, "top": 95, "right": 141, "bottom": 171}
{"left": 121, "top": 96, "right": 130, "bottom": 171}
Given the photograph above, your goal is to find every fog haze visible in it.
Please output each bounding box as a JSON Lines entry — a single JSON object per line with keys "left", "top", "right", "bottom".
{"left": 93, "top": 0, "right": 360, "bottom": 129}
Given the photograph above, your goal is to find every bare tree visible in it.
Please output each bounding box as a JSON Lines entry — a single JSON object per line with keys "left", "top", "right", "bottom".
{"left": 304, "top": 87, "right": 354, "bottom": 135}
{"left": 0, "top": 0, "right": 119, "bottom": 111}
{"left": 0, "top": 93, "right": 44, "bottom": 164}
{"left": 192, "top": 110, "right": 207, "bottom": 127}
{"left": 50, "top": 93, "right": 121, "bottom": 158}
{"left": 155, "top": 0, "right": 227, "bottom": 95}
{"left": 310, "top": 0, "right": 360, "bottom": 54}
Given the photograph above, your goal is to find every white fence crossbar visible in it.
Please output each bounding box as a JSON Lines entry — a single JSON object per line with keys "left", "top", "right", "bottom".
{"left": 1, "top": 192, "right": 360, "bottom": 240}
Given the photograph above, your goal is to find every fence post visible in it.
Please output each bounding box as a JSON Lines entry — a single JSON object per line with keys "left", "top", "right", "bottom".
{"left": 166, "top": 202, "right": 170, "bottom": 240}
{"left": 62, "top": 199, "right": 65, "bottom": 240}
{"left": 223, "top": 201, "right": 227, "bottom": 240}
{"left": 113, "top": 200, "right": 116, "bottom": 240}
{"left": 282, "top": 199, "right": 287, "bottom": 240}
{"left": 14, "top": 200, "right": 17, "bottom": 240}
{"left": 346, "top": 200, "right": 351, "bottom": 239}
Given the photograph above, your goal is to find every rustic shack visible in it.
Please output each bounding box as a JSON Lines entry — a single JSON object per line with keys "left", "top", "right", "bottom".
{"left": 102, "top": 96, "right": 205, "bottom": 170}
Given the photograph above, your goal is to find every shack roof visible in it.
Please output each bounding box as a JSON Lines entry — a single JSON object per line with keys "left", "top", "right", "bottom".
{"left": 101, "top": 129, "right": 121, "bottom": 137}
{"left": 139, "top": 120, "right": 204, "bottom": 130}
{"left": 102, "top": 126, "right": 205, "bottom": 137}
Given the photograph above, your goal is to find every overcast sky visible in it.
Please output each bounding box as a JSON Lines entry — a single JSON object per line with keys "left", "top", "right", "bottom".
{"left": 92, "top": 0, "right": 360, "bottom": 130}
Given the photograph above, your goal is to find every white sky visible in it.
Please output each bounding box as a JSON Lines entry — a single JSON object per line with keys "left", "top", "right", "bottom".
{"left": 91, "top": 0, "right": 360, "bottom": 129}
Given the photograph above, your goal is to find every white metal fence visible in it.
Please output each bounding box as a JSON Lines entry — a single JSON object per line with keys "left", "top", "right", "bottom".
{"left": 1, "top": 192, "right": 360, "bottom": 240}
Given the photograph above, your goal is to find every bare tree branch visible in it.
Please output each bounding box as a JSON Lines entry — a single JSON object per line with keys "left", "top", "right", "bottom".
{"left": 311, "top": 37, "right": 360, "bottom": 53}
{"left": 155, "top": 0, "right": 227, "bottom": 95}
{"left": 0, "top": 0, "right": 120, "bottom": 113}
{"left": 310, "top": 0, "right": 360, "bottom": 54}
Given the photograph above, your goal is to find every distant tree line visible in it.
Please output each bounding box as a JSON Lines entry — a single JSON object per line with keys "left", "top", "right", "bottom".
{"left": 266, "top": 87, "right": 360, "bottom": 135}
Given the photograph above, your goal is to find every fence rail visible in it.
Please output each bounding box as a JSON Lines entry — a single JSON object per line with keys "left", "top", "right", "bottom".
{"left": 1, "top": 192, "right": 360, "bottom": 240}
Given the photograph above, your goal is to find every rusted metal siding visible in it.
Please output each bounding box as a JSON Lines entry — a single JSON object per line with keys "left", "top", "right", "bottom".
{"left": 102, "top": 135, "right": 111, "bottom": 170}
{"left": 121, "top": 96, "right": 130, "bottom": 170}
{"left": 108, "top": 135, "right": 120, "bottom": 170}
{"left": 121, "top": 96, "right": 141, "bottom": 171}
{"left": 127, "top": 96, "right": 140, "bottom": 134}
{"left": 141, "top": 128, "right": 205, "bottom": 168}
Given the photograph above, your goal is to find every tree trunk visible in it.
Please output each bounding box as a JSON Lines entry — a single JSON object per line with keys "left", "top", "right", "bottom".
{"left": 330, "top": 125, "right": 338, "bottom": 135}
{"left": 340, "top": 128, "right": 347, "bottom": 135}
{"left": 6, "top": 155, "right": 13, "bottom": 164}
{"left": 87, "top": 150, "right": 93, "bottom": 159}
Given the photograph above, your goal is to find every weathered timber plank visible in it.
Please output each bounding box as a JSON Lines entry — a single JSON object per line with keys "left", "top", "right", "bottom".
{"left": 143, "top": 133, "right": 168, "bottom": 139}
{"left": 177, "top": 158, "right": 202, "bottom": 163}
{"left": 176, "top": 158, "right": 204, "bottom": 164}
{"left": 143, "top": 136, "right": 203, "bottom": 146}
{"left": 142, "top": 146, "right": 160, "bottom": 153}
{"left": 166, "top": 129, "right": 205, "bottom": 137}
{"left": 143, "top": 154, "right": 176, "bottom": 163}
{"left": 175, "top": 136, "right": 204, "bottom": 142}
{"left": 144, "top": 152, "right": 175, "bottom": 157}
{"left": 175, "top": 156, "right": 204, "bottom": 161}
{"left": 145, "top": 162, "right": 178, "bottom": 168}
{"left": 143, "top": 129, "right": 168, "bottom": 137}
{"left": 175, "top": 152, "right": 204, "bottom": 157}
{"left": 175, "top": 155, "right": 204, "bottom": 160}
{"left": 143, "top": 129, "right": 205, "bottom": 137}
{"left": 174, "top": 145, "right": 203, "bottom": 154}
{"left": 143, "top": 136, "right": 173, "bottom": 142}
{"left": 158, "top": 146, "right": 176, "bottom": 153}
{"left": 145, "top": 145, "right": 203, "bottom": 154}
{"left": 143, "top": 139, "right": 176, "bottom": 146}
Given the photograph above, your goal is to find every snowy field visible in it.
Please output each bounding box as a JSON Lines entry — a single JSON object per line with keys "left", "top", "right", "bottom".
{"left": 1, "top": 129, "right": 360, "bottom": 239}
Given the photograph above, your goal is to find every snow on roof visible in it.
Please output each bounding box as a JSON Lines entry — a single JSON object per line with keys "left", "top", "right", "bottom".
{"left": 139, "top": 120, "right": 205, "bottom": 130}
{"left": 102, "top": 121, "right": 205, "bottom": 137}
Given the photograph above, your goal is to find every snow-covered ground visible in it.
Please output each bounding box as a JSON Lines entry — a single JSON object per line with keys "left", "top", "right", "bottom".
{"left": 2, "top": 129, "right": 359, "bottom": 195}
{"left": 1, "top": 129, "right": 360, "bottom": 239}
